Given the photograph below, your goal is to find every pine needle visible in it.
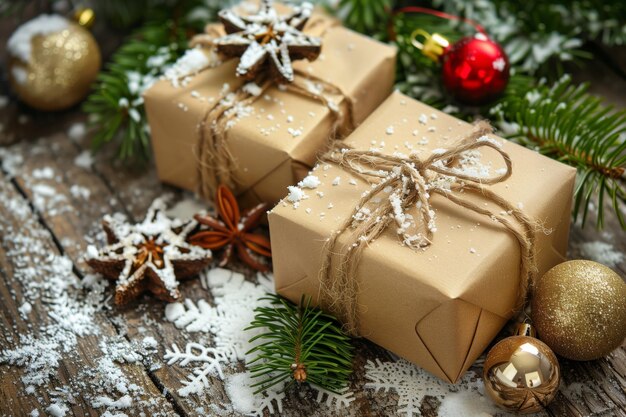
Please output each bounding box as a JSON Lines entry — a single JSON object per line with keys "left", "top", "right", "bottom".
{"left": 492, "top": 76, "right": 626, "bottom": 229}
{"left": 246, "top": 294, "right": 354, "bottom": 395}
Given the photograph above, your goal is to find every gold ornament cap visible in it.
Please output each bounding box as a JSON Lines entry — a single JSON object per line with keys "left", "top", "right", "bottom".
{"left": 515, "top": 322, "right": 536, "bottom": 338}
{"left": 410, "top": 29, "right": 450, "bottom": 62}
{"left": 74, "top": 8, "right": 96, "bottom": 28}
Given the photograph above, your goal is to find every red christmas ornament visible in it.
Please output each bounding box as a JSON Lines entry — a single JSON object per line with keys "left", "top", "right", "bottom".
{"left": 398, "top": 7, "right": 510, "bottom": 105}
{"left": 440, "top": 34, "right": 509, "bottom": 104}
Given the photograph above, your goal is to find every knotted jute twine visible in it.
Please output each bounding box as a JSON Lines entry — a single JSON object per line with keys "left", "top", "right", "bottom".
{"left": 319, "top": 121, "right": 538, "bottom": 336}
{"left": 187, "top": 17, "right": 353, "bottom": 200}
{"left": 195, "top": 71, "right": 352, "bottom": 199}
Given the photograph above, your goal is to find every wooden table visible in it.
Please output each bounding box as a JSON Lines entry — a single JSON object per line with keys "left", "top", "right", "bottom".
{"left": 0, "top": 16, "right": 625, "bottom": 417}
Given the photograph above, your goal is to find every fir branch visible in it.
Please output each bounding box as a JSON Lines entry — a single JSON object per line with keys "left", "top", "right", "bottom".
{"left": 246, "top": 294, "right": 353, "bottom": 395}
{"left": 335, "top": 0, "right": 392, "bottom": 38}
{"left": 83, "top": 0, "right": 223, "bottom": 161}
{"left": 492, "top": 76, "right": 626, "bottom": 229}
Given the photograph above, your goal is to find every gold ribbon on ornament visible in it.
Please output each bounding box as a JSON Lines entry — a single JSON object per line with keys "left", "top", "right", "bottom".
{"left": 319, "top": 121, "right": 538, "bottom": 336}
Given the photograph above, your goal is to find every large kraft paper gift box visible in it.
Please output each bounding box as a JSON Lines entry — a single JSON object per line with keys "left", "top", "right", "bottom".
{"left": 268, "top": 91, "right": 577, "bottom": 383}
{"left": 143, "top": 2, "right": 396, "bottom": 205}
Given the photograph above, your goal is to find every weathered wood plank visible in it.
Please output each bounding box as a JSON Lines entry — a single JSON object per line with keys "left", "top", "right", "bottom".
{"left": 4, "top": 128, "right": 232, "bottom": 416}
{"left": 0, "top": 171, "right": 178, "bottom": 417}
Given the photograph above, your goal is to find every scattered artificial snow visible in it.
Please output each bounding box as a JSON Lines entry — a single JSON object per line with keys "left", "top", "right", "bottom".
{"left": 164, "top": 302, "right": 186, "bottom": 322}
{"left": 286, "top": 185, "right": 305, "bottom": 203}
{"left": 225, "top": 372, "right": 259, "bottom": 414}
{"left": 74, "top": 151, "right": 94, "bottom": 170}
{"left": 32, "top": 167, "right": 55, "bottom": 179}
{"left": 298, "top": 175, "right": 320, "bottom": 189}
{"left": 7, "top": 14, "right": 69, "bottom": 62}
{"left": 578, "top": 241, "right": 624, "bottom": 267}
{"left": 46, "top": 402, "right": 68, "bottom": 417}
{"left": 242, "top": 82, "right": 263, "bottom": 97}
{"left": 142, "top": 336, "right": 158, "bottom": 349}
{"left": 164, "top": 48, "right": 210, "bottom": 88}
{"left": 19, "top": 301, "right": 32, "bottom": 316}
{"left": 70, "top": 184, "right": 91, "bottom": 200}
{"left": 525, "top": 90, "right": 541, "bottom": 105}
{"left": 30, "top": 182, "right": 68, "bottom": 216}
{"left": 67, "top": 123, "right": 87, "bottom": 141}
{"left": 128, "top": 108, "right": 141, "bottom": 123}
{"left": 287, "top": 127, "right": 302, "bottom": 138}
{"left": 0, "top": 181, "right": 114, "bottom": 411}
{"left": 92, "top": 395, "right": 132, "bottom": 409}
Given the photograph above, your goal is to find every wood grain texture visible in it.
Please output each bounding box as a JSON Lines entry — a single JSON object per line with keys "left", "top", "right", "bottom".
{"left": 0, "top": 21, "right": 625, "bottom": 417}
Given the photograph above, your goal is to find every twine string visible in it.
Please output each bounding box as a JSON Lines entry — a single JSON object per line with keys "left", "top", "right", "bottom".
{"left": 319, "top": 121, "right": 537, "bottom": 336}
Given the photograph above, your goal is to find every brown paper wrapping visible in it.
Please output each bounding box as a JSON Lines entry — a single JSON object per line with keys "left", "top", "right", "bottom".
{"left": 268, "top": 91, "right": 576, "bottom": 383}
{"left": 143, "top": 9, "right": 396, "bottom": 205}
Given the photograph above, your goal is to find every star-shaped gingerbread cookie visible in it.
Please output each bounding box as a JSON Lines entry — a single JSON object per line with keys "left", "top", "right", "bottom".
{"left": 213, "top": 0, "right": 321, "bottom": 82}
{"left": 86, "top": 199, "right": 212, "bottom": 305}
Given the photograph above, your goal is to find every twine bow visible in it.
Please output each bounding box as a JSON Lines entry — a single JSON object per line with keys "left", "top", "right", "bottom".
{"left": 319, "top": 121, "right": 537, "bottom": 336}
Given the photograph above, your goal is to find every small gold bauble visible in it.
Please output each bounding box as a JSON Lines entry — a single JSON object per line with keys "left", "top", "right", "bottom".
{"left": 483, "top": 324, "right": 560, "bottom": 414}
{"left": 531, "top": 260, "right": 626, "bottom": 361}
{"left": 7, "top": 15, "right": 101, "bottom": 111}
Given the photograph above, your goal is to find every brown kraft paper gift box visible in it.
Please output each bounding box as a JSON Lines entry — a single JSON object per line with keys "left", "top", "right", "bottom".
{"left": 143, "top": 3, "right": 396, "bottom": 205}
{"left": 268, "top": 91, "right": 576, "bottom": 383}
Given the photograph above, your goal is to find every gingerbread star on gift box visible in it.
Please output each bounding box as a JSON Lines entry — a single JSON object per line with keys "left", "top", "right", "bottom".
{"left": 213, "top": 0, "right": 321, "bottom": 82}
{"left": 86, "top": 200, "right": 212, "bottom": 305}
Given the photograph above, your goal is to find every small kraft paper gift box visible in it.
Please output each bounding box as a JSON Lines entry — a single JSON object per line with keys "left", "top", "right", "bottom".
{"left": 144, "top": 1, "right": 396, "bottom": 205}
{"left": 268, "top": 91, "right": 576, "bottom": 383}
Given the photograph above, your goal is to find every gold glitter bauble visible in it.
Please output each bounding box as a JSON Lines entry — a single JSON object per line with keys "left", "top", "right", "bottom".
{"left": 531, "top": 260, "right": 626, "bottom": 361}
{"left": 483, "top": 324, "right": 560, "bottom": 414}
{"left": 8, "top": 18, "right": 101, "bottom": 111}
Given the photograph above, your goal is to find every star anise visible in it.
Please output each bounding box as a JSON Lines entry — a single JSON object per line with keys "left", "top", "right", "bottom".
{"left": 213, "top": 0, "right": 321, "bottom": 82}
{"left": 86, "top": 200, "right": 212, "bottom": 305}
{"left": 189, "top": 185, "right": 272, "bottom": 271}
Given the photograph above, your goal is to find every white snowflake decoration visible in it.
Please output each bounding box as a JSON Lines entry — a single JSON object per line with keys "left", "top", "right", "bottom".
{"left": 163, "top": 267, "right": 355, "bottom": 415}
{"left": 365, "top": 358, "right": 502, "bottom": 417}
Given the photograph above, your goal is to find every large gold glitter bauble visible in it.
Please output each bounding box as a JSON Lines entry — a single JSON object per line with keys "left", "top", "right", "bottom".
{"left": 483, "top": 324, "right": 560, "bottom": 414}
{"left": 531, "top": 260, "right": 626, "bottom": 361}
{"left": 7, "top": 15, "right": 101, "bottom": 111}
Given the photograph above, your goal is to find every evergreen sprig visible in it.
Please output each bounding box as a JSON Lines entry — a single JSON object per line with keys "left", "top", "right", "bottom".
{"left": 82, "top": 0, "right": 222, "bottom": 160}
{"left": 246, "top": 294, "right": 353, "bottom": 394}
{"left": 334, "top": 0, "right": 391, "bottom": 38}
{"left": 492, "top": 76, "right": 626, "bottom": 228}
